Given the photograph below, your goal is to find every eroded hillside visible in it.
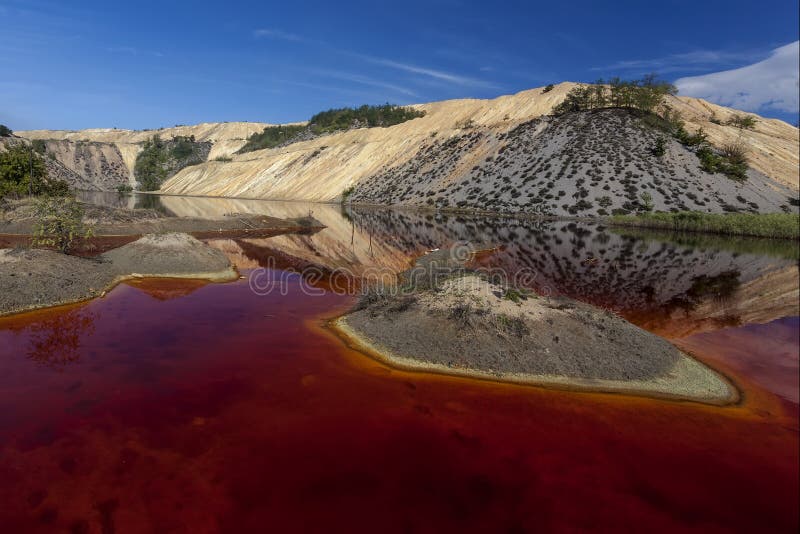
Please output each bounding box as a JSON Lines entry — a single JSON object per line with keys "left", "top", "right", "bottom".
{"left": 157, "top": 84, "right": 798, "bottom": 212}
{"left": 16, "top": 84, "right": 800, "bottom": 210}
{"left": 350, "top": 109, "right": 796, "bottom": 216}
{"left": 17, "top": 122, "right": 271, "bottom": 190}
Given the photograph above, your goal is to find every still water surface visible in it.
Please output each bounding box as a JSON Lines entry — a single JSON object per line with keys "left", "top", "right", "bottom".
{"left": 0, "top": 193, "right": 797, "bottom": 532}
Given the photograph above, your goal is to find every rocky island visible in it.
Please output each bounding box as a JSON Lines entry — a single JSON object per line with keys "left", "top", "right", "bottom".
{"left": 335, "top": 253, "right": 737, "bottom": 405}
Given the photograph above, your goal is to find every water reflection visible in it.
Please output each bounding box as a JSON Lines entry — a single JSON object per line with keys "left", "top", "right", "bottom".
{"left": 16, "top": 307, "right": 96, "bottom": 369}
{"left": 77, "top": 192, "right": 799, "bottom": 338}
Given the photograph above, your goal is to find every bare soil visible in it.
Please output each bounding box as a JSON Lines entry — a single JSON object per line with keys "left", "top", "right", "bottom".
{"left": 0, "top": 198, "right": 324, "bottom": 237}
{"left": 0, "top": 233, "right": 237, "bottom": 316}
{"left": 337, "top": 273, "right": 737, "bottom": 404}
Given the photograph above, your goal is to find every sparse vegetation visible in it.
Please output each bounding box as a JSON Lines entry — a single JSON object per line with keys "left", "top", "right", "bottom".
{"left": 238, "top": 104, "right": 425, "bottom": 154}
{"left": 341, "top": 186, "right": 355, "bottom": 204}
{"left": 214, "top": 156, "right": 233, "bottom": 162}
{"left": 651, "top": 137, "right": 666, "bottom": 157}
{"left": 237, "top": 124, "right": 307, "bottom": 153}
{"left": 727, "top": 115, "right": 757, "bottom": 129}
{"left": 553, "top": 75, "right": 677, "bottom": 116}
{"left": 609, "top": 211, "right": 799, "bottom": 239}
{"left": 0, "top": 143, "right": 68, "bottom": 198}
{"left": 31, "top": 195, "right": 93, "bottom": 254}
{"left": 134, "top": 135, "right": 210, "bottom": 190}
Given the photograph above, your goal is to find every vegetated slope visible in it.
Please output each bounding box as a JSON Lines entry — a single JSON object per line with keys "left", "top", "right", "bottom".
{"left": 350, "top": 109, "right": 796, "bottom": 216}
{"left": 134, "top": 136, "right": 212, "bottom": 191}
{"left": 0, "top": 137, "right": 99, "bottom": 191}
{"left": 159, "top": 84, "right": 798, "bottom": 206}
{"left": 31, "top": 139, "right": 129, "bottom": 190}
{"left": 16, "top": 122, "right": 272, "bottom": 190}
{"left": 237, "top": 104, "right": 424, "bottom": 154}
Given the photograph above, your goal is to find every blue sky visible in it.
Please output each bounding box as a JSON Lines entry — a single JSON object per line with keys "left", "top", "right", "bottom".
{"left": 1, "top": 0, "right": 798, "bottom": 130}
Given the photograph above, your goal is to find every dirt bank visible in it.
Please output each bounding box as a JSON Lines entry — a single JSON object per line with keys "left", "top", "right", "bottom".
{"left": 0, "top": 233, "right": 238, "bottom": 316}
{"left": 0, "top": 198, "right": 323, "bottom": 237}
{"left": 336, "top": 273, "right": 737, "bottom": 404}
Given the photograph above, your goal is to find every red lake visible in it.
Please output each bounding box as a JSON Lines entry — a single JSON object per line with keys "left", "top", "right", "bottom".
{"left": 0, "top": 197, "right": 797, "bottom": 533}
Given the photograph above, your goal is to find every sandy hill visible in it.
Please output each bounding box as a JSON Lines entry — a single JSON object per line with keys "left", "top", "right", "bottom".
{"left": 16, "top": 84, "right": 799, "bottom": 213}
{"left": 17, "top": 122, "right": 273, "bottom": 189}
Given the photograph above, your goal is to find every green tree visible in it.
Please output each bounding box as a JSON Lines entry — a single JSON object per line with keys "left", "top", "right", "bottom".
{"left": 31, "top": 195, "right": 92, "bottom": 254}
{"left": 0, "top": 124, "right": 12, "bottom": 137}
{"left": 0, "top": 143, "right": 47, "bottom": 197}
{"left": 640, "top": 191, "right": 654, "bottom": 212}
{"left": 134, "top": 135, "right": 169, "bottom": 190}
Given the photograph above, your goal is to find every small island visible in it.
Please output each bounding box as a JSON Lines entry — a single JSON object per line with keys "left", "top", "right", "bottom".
{"left": 335, "top": 254, "right": 737, "bottom": 405}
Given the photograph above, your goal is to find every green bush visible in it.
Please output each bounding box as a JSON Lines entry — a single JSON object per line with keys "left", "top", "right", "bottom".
{"left": 31, "top": 139, "right": 47, "bottom": 154}
{"left": 237, "top": 124, "right": 307, "bottom": 154}
{"left": 651, "top": 137, "right": 666, "bottom": 157}
{"left": 542, "top": 84, "right": 555, "bottom": 93}
{"left": 308, "top": 104, "right": 424, "bottom": 134}
{"left": 0, "top": 124, "right": 11, "bottom": 137}
{"left": 238, "top": 104, "right": 425, "bottom": 154}
{"left": 0, "top": 143, "right": 67, "bottom": 198}
{"left": 726, "top": 115, "right": 757, "bottom": 129}
{"left": 31, "top": 195, "right": 93, "bottom": 253}
{"left": 553, "top": 75, "right": 677, "bottom": 116}
{"left": 134, "top": 135, "right": 208, "bottom": 190}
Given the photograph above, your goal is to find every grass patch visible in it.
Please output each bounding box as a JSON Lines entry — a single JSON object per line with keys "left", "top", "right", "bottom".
{"left": 237, "top": 104, "right": 425, "bottom": 154}
{"left": 610, "top": 227, "right": 799, "bottom": 261}
{"left": 609, "top": 211, "right": 799, "bottom": 240}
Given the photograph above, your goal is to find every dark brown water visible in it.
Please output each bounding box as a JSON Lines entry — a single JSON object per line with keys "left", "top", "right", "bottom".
{"left": 0, "top": 195, "right": 797, "bottom": 532}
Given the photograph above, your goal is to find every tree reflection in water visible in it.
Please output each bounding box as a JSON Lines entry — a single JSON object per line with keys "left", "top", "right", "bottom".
{"left": 24, "top": 308, "right": 96, "bottom": 369}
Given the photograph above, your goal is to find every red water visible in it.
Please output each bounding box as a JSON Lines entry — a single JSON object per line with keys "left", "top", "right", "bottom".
{"left": 0, "top": 272, "right": 797, "bottom": 533}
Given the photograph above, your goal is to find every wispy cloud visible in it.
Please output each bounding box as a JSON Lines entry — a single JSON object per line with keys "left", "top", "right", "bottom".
{"left": 309, "top": 69, "right": 419, "bottom": 97}
{"left": 675, "top": 41, "right": 799, "bottom": 114}
{"left": 252, "top": 28, "right": 304, "bottom": 42}
{"left": 352, "top": 53, "right": 498, "bottom": 89}
{"left": 251, "top": 28, "right": 496, "bottom": 89}
{"left": 592, "top": 49, "right": 764, "bottom": 74}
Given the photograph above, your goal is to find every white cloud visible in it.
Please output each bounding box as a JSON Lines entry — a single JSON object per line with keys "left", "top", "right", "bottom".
{"left": 354, "top": 54, "right": 498, "bottom": 89}
{"left": 675, "top": 41, "right": 799, "bottom": 114}
{"left": 252, "top": 29, "right": 304, "bottom": 42}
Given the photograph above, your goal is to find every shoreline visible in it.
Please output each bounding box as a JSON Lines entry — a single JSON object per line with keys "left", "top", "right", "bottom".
{"left": 0, "top": 268, "right": 239, "bottom": 318}
{"left": 333, "top": 316, "right": 740, "bottom": 406}
{"left": 0, "top": 233, "right": 240, "bottom": 317}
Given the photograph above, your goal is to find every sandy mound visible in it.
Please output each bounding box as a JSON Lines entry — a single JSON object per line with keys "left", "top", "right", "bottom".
{"left": 104, "top": 233, "right": 233, "bottom": 278}
{"left": 0, "top": 233, "right": 237, "bottom": 315}
{"left": 337, "top": 274, "right": 737, "bottom": 404}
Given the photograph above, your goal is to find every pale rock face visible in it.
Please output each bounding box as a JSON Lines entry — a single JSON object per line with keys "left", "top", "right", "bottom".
{"left": 16, "top": 84, "right": 799, "bottom": 199}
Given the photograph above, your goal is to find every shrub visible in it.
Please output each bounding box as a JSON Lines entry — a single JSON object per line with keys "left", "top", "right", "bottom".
{"left": 214, "top": 156, "right": 233, "bottom": 162}
{"left": 341, "top": 186, "right": 355, "bottom": 203}
{"left": 0, "top": 143, "right": 67, "bottom": 198}
{"left": 31, "top": 139, "right": 47, "bottom": 154}
{"left": 0, "top": 124, "right": 11, "bottom": 137}
{"left": 675, "top": 127, "right": 707, "bottom": 147}
{"left": 116, "top": 184, "right": 133, "bottom": 193}
{"left": 651, "top": 137, "right": 666, "bottom": 157}
{"left": 31, "top": 195, "right": 93, "bottom": 253}
{"left": 726, "top": 115, "right": 757, "bottom": 130}
{"left": 542, "top": 84, "right": 555, "bottom": 93}
{"left": 237, "top": 124, "right": 307, "bottom": 154}
{"left": 640, "top": 191, "right": 654, "bottom": 212}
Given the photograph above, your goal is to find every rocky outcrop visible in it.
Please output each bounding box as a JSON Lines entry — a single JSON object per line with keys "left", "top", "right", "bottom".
{"left": 16, "top": 122, "right": 271, "bottom": 191}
